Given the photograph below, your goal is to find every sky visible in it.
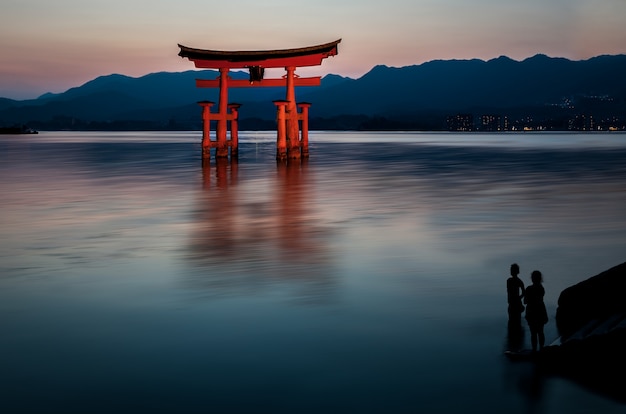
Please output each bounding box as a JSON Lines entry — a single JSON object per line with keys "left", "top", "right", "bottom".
{"left": 1, "top": 0, "right": 626, "bottom": 100}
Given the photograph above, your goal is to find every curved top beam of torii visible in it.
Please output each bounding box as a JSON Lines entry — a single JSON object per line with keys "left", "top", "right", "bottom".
{"left": 178, "top": 39, "right": 341, "bottom": 69}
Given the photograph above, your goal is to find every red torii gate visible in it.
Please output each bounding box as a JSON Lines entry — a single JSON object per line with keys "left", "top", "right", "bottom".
{"left": 178, "top": 39, "right": 341, "bottom": 161}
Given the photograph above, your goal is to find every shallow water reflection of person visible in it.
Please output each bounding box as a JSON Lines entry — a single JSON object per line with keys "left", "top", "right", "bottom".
{"left": 185, "top": 157, "right": 336, "bottom": 302}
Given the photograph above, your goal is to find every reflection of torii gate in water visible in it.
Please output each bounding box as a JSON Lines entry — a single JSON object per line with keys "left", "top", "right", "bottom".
{"left": 178, "top": 39, "right": 341, "bottom": 161}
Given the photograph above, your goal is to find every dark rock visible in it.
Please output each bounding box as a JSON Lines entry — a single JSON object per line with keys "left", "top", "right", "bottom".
{"left": 541, "top": 262, "right": 626, "bottom": 403}
{"left": 556, "top": 261, "right": 626, "bottom": 338}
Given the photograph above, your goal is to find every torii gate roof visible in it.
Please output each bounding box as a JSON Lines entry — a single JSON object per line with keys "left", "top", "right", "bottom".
{"left": 178, "top": 39, "right": 341, "bottom": 69}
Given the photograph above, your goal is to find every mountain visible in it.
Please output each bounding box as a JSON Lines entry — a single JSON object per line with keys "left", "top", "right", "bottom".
{"left": 0, "top": 97, "right": 18, "bottom": 111}
{"left": 304, "top": 54, "right": 626, "bottom": 116}
{"left": 1, "top": 54, "right": 625, "bottom": 131}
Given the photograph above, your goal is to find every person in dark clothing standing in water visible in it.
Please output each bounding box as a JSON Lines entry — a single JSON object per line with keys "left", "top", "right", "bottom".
{"left": 507, "top": 263, "right": 525, "bottom": 322}
{"left": 524, "top": 270, "right": 548, "bottom": 352}
{"left": 506, "top": 263, "right": 526, "bottom": 351}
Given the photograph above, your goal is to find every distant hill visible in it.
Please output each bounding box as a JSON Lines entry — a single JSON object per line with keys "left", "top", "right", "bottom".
{"left": 1, "top": 54, "right": 625, "bottom": 131}
{"left": 0, "top": 97, "right": 18, "bottom": 111}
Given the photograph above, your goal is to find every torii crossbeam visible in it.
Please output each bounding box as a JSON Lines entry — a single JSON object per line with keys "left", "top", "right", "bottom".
{"left": 178, "top": 39, "right": 341, "bottom": 160}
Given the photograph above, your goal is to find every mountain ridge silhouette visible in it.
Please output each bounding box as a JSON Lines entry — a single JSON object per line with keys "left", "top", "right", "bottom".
{"left": 1, "top": 54, "right": 625, "bottom": 130}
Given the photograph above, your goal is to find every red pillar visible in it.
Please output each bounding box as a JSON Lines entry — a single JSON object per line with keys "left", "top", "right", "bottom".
{"left": 228, "top": 103, "right": 241, "bottom": 159}
{"left": 216, "top": 67, "right": 229, "bottom": 158}
{"left": 198, "top": 100, "right": 214, "bottom": 159}
{"left": 274, "top": 100, "right": 288, "bottom": 161}
{"left": 285, "top": 66, "right": 301, "bottom": 159}
{"left": 297, "top": 102, "right": 311, "bottom": 158}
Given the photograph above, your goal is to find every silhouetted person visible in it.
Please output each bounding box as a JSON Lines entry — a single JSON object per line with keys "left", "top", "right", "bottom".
{"left": 505, "top": 263, "right": 526, "bottom": 351}
{"left": 507, "top": 263, "right": 525, "bottom": 322}
{"left": 524, "top": 270, "right": 548, "bottom": 352}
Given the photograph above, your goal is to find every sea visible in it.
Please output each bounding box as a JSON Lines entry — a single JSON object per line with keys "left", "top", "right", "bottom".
{"left": 1, "top": 131, "right": 625, "bottom": 414}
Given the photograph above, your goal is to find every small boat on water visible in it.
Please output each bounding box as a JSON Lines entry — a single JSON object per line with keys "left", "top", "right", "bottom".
{"left": 0, "top": 125, "right": 38, "bottom": 134}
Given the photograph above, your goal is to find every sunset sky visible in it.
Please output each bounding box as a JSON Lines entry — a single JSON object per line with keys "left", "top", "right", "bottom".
{"left": 1, "top": 0, "right": 625, "bottom": 100}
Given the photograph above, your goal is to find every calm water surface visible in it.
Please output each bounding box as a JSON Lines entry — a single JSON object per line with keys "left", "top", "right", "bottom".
{"left": 1, "top": 131, "right": 625, "bottom": 413}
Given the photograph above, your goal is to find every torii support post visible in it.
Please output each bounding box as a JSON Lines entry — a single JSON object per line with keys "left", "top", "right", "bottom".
{"left": 298, "top": 102, "right": 312, "bottom": 158}
{"left": 198, "top": 99, "right": 239, "bottom": 160}
{"left": 274, "top": 100, "right": 289, "bottom": 161}
{"left": 216, "top": 67, "right": 229, "bottom": 159}
{"left": 198, "top": 100, "right": 215, "bottom": 159}
{"left": 228, "top": 103, "right": 241, "bottom": 159}
{"left": 285, "top": 66, "right": 300, "bottom": 160}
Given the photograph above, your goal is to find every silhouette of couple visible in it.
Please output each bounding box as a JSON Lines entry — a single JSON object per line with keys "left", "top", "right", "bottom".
{"left": 507, "top": 263, "right": 548, "bottom": 352}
